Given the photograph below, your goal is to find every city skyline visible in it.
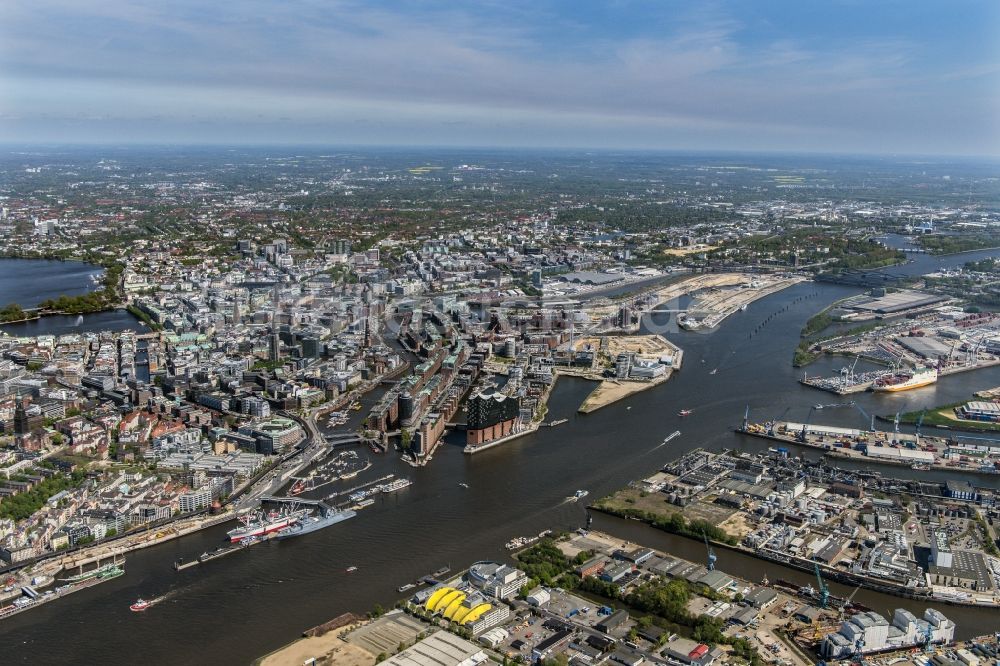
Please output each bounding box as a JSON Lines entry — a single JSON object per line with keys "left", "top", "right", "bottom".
{"left": 2, "top": 1, "right": 999, "bottom": 156}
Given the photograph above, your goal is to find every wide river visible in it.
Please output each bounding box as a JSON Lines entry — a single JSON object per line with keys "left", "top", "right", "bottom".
{"left": 4, "top": 245, "right": 1000, "bottom": 664}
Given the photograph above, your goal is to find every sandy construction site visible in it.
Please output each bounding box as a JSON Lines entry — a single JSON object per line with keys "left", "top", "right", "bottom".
{"left": 656, "top": 273, "right": 804, "bottom": 330}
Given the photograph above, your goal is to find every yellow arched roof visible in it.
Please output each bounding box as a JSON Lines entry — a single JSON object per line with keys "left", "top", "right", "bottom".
{"left": 451, "top": 604, "right": 474, "bottom": 624}
{"left": 433, "top": 589, "right": 464, "bottom": 614}
{"left": 460, "top": 603, "right": 492, "bottom": 625}
{"left": 442, "top": 593, "right": 468, "bottom": 620}
{"left": 424, "top": 587, "right": 454, "bottom": 612}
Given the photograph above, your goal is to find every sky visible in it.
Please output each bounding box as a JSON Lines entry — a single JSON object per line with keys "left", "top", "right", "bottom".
{"left": 1, "top": 0, "right": 999, "bottom": 155}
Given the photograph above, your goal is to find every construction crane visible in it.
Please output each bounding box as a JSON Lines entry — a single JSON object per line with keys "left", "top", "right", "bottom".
{"left": 813, "top": 562, "right": 830, "bottom": 609}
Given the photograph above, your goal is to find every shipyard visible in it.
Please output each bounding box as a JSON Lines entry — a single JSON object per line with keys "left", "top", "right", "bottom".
{"left": 593, "top": 448, "right": 1000, "bottom": 609}
{"left": 737, "top": 415, "right": 1000, "bottom": 476}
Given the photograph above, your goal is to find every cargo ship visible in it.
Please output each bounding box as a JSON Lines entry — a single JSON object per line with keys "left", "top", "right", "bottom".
{"left": 274, "top": 508, "right": 356, "bottom": 540}
{"left": 872, "top": 366, "right": 937, "bottom": 393}
{"left": 226, "top": 508, "right": 310, "bottom": 542}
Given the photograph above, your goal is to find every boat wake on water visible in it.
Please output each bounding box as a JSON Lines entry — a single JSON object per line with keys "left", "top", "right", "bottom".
{"left": 649, "top": 430, "right": 681, "bottom": 452}
{"left": 130, "top": 592, "right": 172, "bottom": 612}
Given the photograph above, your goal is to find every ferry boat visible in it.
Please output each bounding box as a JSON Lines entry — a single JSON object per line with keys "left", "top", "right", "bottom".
{"left": 130, "top": 598, "right": 152, "bottom": 612}
{"left": 226, "top": 508, "right": 309, "bottom": 543}
{"left": 872, "top": 366, "right": 937, "bottom": 393}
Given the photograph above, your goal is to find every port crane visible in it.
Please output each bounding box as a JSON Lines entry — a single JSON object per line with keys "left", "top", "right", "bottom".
{"left": 839, "top": 357, "right": 861, "bottom": 390}
{"left": 813, "top": 562, "right": 830, "bottom": 609}
{"left": 703, "top": 532, "right": 717, "bottom": 571}
{"left": 836, "top": 585, "right": 861, "bottom": 621}
{"left": 798, "top": 401, "right": 857, "bottom": 442}
{"left": 914, "top": 408, "right": 927, "bottom": 446}
{"left": 850, "top": 636, "right": 866, "bottom": 666}
{"left": 765, "top": 407, "right": 791, "bottom": 436}
{"left": 852, "top": 403, "right": 875, "bottom": 431}
{"left": 920, "top": 623, "right": 935, "bottom": 653}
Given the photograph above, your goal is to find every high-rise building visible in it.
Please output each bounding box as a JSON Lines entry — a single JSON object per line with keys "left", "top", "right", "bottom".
{"left": 269, "top": 333, "right": 282, "bottom": 361}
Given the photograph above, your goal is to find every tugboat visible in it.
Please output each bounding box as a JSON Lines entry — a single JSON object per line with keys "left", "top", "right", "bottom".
{"left": 130, "top": 598, "right": 152, "bottom": 612}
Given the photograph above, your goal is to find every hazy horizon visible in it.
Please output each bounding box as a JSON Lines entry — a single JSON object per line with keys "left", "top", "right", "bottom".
{"left": 3, "top": 1, "right": 999, "bottom": 156}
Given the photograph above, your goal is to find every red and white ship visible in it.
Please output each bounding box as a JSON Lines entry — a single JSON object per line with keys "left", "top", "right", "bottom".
{"left": 130, "top": 598, "right": 152, "bottom": 612}
{"left": 226, "top": 508, "right": 309, "bottom": 543}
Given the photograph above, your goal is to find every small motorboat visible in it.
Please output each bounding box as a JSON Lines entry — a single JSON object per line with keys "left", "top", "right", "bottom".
{"left": 678, "top": 409, "right": 693, "bottom": 417}
{"left": 130, "top": 598, "right": 152, "bottom": 612}
{"left": 346, "top": 566, "right": 358, "bottom": 573}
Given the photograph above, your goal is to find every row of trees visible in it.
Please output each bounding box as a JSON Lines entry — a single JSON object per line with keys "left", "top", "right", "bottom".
{"left": 592, "top": 504, "right": 738, "bottom": 546}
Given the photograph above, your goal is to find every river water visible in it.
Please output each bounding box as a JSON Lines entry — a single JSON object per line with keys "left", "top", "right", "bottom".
{"left": 3, "top": 246, "right": 1000, "bottom": 664}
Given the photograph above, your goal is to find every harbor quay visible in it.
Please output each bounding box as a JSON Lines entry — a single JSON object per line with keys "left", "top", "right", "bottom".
{"left": 738, "top": 418, "right": 1000, "bottom": 476}
{"left": 592, "top": 449, "right": 1000, "bottom": 610}
{"left": 255, "top": 528, "right": 996, "bottom": 666}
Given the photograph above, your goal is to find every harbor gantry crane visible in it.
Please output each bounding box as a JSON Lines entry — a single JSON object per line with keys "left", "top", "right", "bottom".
{"left": 703, "top": 532, "right": 717, "bottom": 571}
{"left": 914, "top": 408, "right": 927, "bottom": 446}
{"left": 852, "top": 403, "right": 875, "bottom": 431}
{"left": 797, "top": 402, "right": 851, "bottom": 442}
{"left": 766, "top": 407, "right": 791, "bottom": 436}
{"left": 813, "top": 562, "right": 830, "bottom": 609}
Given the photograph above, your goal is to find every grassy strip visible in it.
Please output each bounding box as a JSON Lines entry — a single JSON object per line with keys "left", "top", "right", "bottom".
{"left": 892, "top": 401, "right": 1000, "bottom": 433}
